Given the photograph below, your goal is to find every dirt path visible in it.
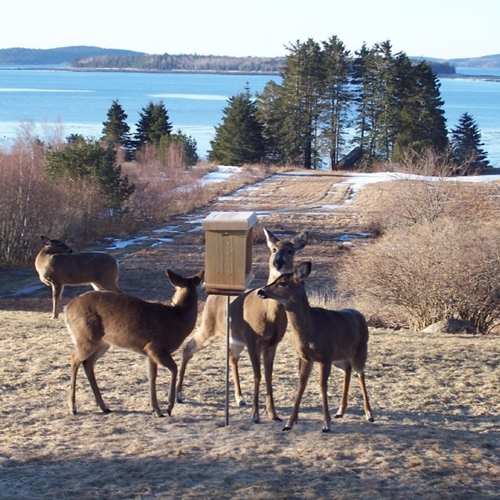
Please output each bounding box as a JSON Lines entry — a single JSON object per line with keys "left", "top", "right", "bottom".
{"left": 1, "top": 170, "right": 498, "bottom": 498}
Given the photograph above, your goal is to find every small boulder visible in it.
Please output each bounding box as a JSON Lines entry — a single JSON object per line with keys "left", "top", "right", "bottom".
{"left": 422, "top": 319, "right": 475, "bottom": 334}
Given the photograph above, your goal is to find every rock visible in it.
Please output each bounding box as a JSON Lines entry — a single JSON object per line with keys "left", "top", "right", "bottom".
{"left": 422, "top": 319, "right": 475, "bottom": 334}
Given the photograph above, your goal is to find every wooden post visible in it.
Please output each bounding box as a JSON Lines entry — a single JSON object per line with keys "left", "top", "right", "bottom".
{"left": 225, "top": 294, "right": 231, "bottom": 426}
{"left": 202, "top": 211, "right": 256, "bottom": 426}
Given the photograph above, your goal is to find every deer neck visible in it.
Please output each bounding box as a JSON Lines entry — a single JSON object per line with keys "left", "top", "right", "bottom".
{"left": 283, "top": 290, "right": 314, "bottom": 344}
{"left": 267, "top": 266, "right": 292, "bottom": 285}
{"left": 171, "top": 288, "right": 198, "bottom": 334}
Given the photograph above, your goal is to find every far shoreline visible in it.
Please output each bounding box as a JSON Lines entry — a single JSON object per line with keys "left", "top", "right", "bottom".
{"left": 2, "top": 64, "right": 500, "bottom": 81}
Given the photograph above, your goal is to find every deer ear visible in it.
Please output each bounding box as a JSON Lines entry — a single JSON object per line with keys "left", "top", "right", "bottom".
{"left": 263, "top": 228, "right": 279, "bottom": 249}
{"left": 292, "top": 231, "right": 308, "bottom": 251}
{"left": 40, "top": 235, "right": 51, "bottom": 244}
{"left": 166, "top": 269, "right": 187, "bottom": 287}
{"left": 293, "top": 261, "right": 312, "bottom": 282}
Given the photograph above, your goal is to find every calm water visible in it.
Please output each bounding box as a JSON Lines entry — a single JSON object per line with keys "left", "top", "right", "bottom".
{"left": 0, "top": 66, "right": 499, "bottom": 165}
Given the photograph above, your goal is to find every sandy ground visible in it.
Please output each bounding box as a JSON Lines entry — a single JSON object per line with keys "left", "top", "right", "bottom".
{"left": 1, "top": 171, "right": 499, "bottom": 498}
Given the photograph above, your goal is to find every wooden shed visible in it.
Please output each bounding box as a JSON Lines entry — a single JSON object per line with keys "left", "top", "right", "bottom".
{"left": 203, "top": 211, "right": 257, "bottom": 295}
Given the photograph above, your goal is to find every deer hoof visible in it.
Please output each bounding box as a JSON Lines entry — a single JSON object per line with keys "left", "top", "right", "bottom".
{"left": 236, "top": 398, "right": 246, "bottom": 407}
{"left": 322, "top": 426, "right": 331, "bottom": 433}
{"left": 252, "top": 415, "right": 260, "bottom": 424}
{"left": 367, "top": 416, "right": 374, "bottom": 423}
{"left": 176, "top": 393, "right": 184, "bottom": 404}
{"left": 272, "top": 415, "right": 283, "bottom": 422}
{"left": 334, "top": 413, "right": 344, "bottom": 419}
{"left": 282, "top": 425, "right": 292, "bottom": 432}
{"left": 102, "top": 408, "right": 112, "bottom": 415}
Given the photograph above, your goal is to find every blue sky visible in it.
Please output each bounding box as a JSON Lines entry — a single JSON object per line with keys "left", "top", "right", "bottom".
{"left": 2, "top": 0, "right": 498, "bottom": 58}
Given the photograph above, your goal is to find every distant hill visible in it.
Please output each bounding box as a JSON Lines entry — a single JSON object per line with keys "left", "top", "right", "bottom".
{"left": 0, "top": 46, "right": 145, "bottom": 65}
{"left": 449, "top": 54, "right": 500, "bottom": 68}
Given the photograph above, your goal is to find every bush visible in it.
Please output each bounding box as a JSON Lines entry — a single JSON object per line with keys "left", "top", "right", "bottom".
{"left": 337, "top": 218, "right": 500, "bottom": 333}
{"left": 353, "top": 179, "right": 500, "bottom": 234}
{"left": 0, "top": 136, "right": 113, "bottom": 265}
{"left": 46, "top": 137, "right": 134, "bottom": 208}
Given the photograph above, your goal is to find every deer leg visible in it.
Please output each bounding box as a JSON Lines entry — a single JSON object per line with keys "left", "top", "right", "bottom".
{"left": 68, "top": 352, "right": 81, "bottom": 415}
{"left": 335, "top": 365, "right": 352, "bottom": 418}
{"left": 147, "top": 358, "right": 163, "bottom": 417}
{"left": 82, "top": 349, "right": 111, "bottom": 415}
{"left": 320, "top": 361, "right": 332, "bottom": 432}
{"left": 357, "top": 372, "right": 374, "bottom": 422}
{"left": 176, "top": 327, "right": 214, "bottom": 403}
{"left": 51, "top": 282, "right": 63, "bottom": 319}
{"left": 146, "top": 345, "right": 178, "bottom": 416}
{"left": 247, "top": 343, "right": 262, "bottom": 423}
{"left": 230, "top": 352, "right": 245, "bottom": 407}
{"left": 284, "top": 359, "right": 313, "bottom": 431}
{"left": 263, "top": 345, "right": 281, "bottom": 421}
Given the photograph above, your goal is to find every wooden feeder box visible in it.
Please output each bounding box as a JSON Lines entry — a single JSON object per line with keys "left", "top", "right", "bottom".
{"left": 203, "top": 211, "right": 257, "bottom": 295}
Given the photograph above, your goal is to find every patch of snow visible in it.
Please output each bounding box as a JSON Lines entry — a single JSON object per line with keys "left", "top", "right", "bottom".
{"left": 341, "top": 171, "right": 500, "bottom": 193}
{"left": 336, "top": 232, "right": 372, "bottom": 242}
{"left": 106, "top": 236, "right": 149, "bottom": 250}
{"left": 321, "top": 204, "right": 342, "bottom": 210}
{"left": 151, "top": 238, "right": 175, "bottom": 247}
{"left": 152, "top": 225, "right": 181, "bottom": 234}
{"left": 199, "top": 165, "right": 241, "bottom": 186}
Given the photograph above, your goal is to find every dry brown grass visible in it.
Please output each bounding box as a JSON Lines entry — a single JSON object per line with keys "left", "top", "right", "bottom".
{"left": 0, "top": 309, "right": 498, "bottom": 499}
{"left": 1, "top": 169, "right": 498, "bottom": 498}
{"left": 352, "top": 180, "right": 500, "bottom": 234}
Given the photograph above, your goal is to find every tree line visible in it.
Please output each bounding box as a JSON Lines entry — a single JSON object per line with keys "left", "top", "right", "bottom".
{"left": 74, "top": 54, "right": 285, "bottom": 73}
{"left": 209, "top": 37, "right": 490, "bottom": 173}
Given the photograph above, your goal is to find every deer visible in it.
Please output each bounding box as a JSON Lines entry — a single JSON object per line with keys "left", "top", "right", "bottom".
{"left": 64, "top": 269, "right": 203, "bottom": 417}
{"left": 35, "top": 236, "right": 120, "bottom": 319}
{"left": 257, "top": 261, "right": 374, "bottom": 432}
{"left": 176, "top": 228, "right": 308, "bottom": 423}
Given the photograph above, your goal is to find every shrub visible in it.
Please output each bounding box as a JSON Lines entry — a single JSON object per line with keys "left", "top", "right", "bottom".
{"left": 337, "top": 218, "right": 500, "bottom": 333}
{"left": 46, "top": 137, "right": 134, "bottom": 208}
{"left": 0, "top": 136, "right": 112, "bottom": 265}
{"left": 353, "top": 179, "right": 500, "bottom": 234}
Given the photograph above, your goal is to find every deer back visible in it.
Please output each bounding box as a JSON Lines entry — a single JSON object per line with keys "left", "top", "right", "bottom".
{"left": 65, "top": 288, "right": 199, "bottom": 355}
{"left": 36, "top": 251, "right": 118, "bottom": 286}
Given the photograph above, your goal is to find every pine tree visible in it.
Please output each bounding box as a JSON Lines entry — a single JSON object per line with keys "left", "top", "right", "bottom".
{"left": 134, "top": 101, "right": 172, "bottom": 149}
{"left": 256, "top": 80, "right": 286, "bottom": 163}
{"left": 451, "top": 113, "right": 490, "bottom": 174}
{"left": 280, "top": 39, "right": 324, "bottom": 168}
{"left": 101, "top": 100, "right": 131, "bottom": 149}
{"left": 320, "top": 35, "right": 351, "bottom": 168}
{"left": 208, "top": 89, "right": 265, "bottom": 165}
{"left": 413, "top": 62, "right": 448, "bottom": 153}
{"left": 351, "top": 43, "right": 372, "bottom": 159}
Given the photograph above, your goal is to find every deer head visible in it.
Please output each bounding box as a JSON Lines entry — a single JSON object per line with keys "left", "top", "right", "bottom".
{"left": 263, "top": 228, "right": 308, "bottom": 283}
{"left": 257, "top": 261, "right": 312, "bottom": 307}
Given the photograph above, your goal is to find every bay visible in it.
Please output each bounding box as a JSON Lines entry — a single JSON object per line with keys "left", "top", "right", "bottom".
{"left": 0, "top": 66, "right": 499, "bottom": 166}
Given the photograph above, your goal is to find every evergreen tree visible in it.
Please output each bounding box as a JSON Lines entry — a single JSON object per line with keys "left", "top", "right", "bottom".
{"left": 320, "top": 35, "right": 351, "bottom": 168}
{"left": 46, "top": 138, "right": 134, "bottom": 208}
{"left": 134, "top": 101, "right": 172, "bottom": 149}
{"left": 208, "top": 89, "right": 265, "bottom": 165}
{"left": 414, "top": 62, "right": 448, "bottom": 153}
{"left": 101, "top": 100, "right": 131, "bottom": 149}
{"left": 351, "top": 43, "right": 372, "bottom": 159}
{"left": 280, "top": 39, "right": 324, "bottom": 168}
{"left": 159, "top": 130, "right": 199, "bottom": 166}
{"left": 451, "top": 113, "right": 490, "bottom": 174}
{"left": 256, "top": 80, "right": 286, "bottom": 163}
